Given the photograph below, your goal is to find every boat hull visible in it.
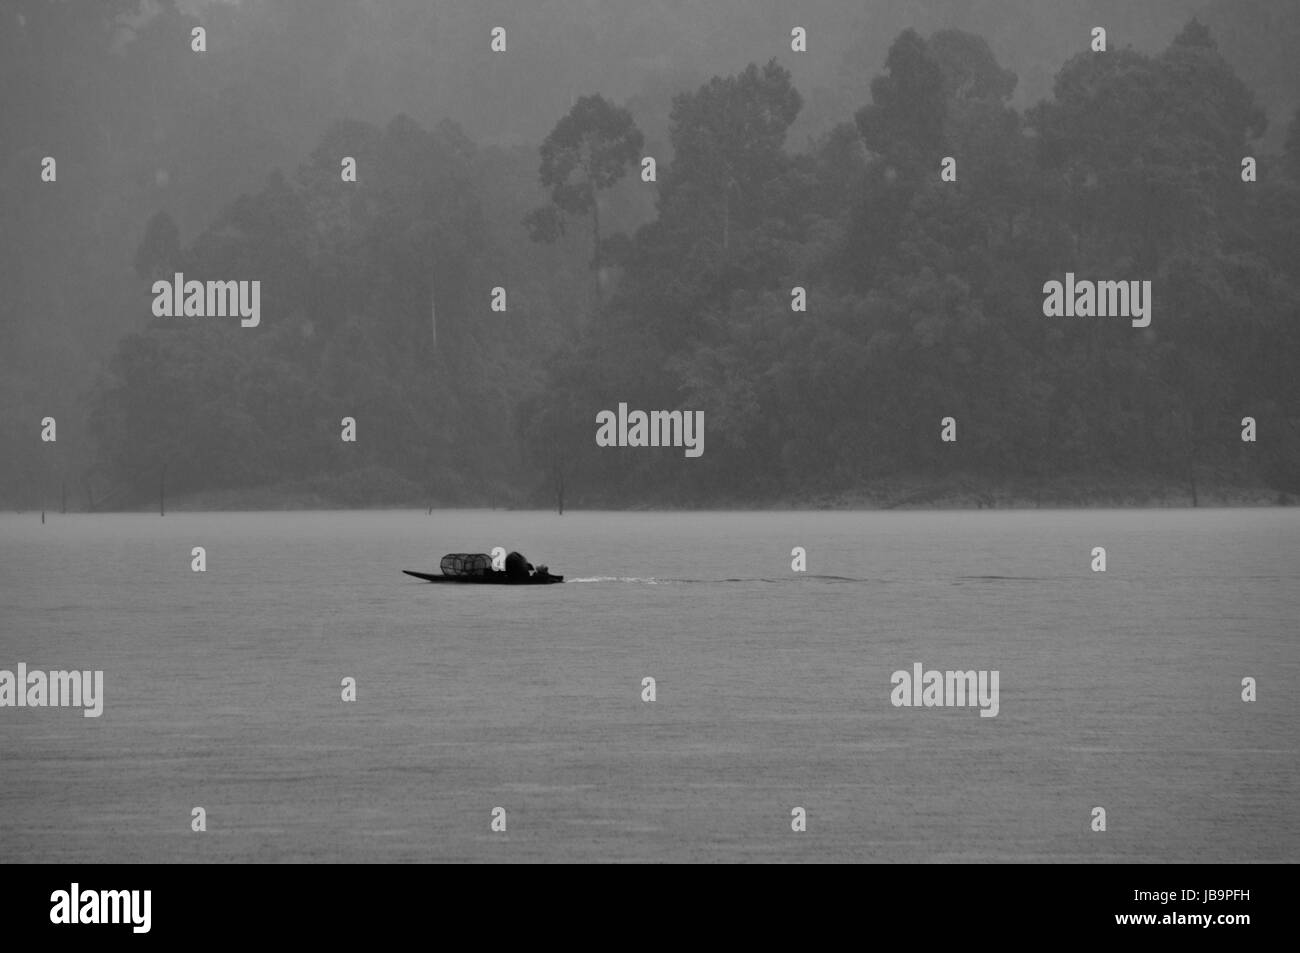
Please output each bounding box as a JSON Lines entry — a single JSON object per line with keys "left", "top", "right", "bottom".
{"left": 403, "top": 570, "right": 564, "bottom": 585}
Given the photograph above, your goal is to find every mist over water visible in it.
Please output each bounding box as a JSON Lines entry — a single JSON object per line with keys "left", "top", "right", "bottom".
{"left": 1, "top": 509, "right": 1295, "bottom": 862}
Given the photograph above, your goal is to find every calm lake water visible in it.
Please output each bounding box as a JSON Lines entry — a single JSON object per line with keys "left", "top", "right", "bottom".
{"left": 1, "top": 509, "right": 1296, "bottom": 863}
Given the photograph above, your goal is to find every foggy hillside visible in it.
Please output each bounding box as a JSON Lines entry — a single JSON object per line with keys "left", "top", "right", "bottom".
{"left": 2, "top": 0, "right": 1298, "bottom": 509}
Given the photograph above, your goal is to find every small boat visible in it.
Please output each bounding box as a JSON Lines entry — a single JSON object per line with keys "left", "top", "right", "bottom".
{"left": 403, "top": 552, "right": 564, "bottom": 585}
{"left": 402, "top": 569, "right": 563, "bottom": 585}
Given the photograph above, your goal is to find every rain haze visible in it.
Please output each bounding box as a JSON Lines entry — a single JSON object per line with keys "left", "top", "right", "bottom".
{"left": 1, "top": 0, "right": 1297, "bottom": 867}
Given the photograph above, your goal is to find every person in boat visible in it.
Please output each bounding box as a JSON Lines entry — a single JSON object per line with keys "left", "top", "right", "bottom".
{"left": 504, "top": 551, "right": 533, "bottom": 581}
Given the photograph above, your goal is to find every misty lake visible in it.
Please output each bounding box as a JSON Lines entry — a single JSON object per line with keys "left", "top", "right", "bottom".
{"left": 1, "top": 508, "right": 1296, "bottom": 862}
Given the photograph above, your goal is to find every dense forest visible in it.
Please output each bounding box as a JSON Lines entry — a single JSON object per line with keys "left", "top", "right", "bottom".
{"left": 2, "top": 0, "right": 1298, "bottom": 509}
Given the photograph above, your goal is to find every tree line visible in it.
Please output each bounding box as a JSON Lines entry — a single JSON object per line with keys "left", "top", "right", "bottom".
{"left": 520, "top": 22, "right": 1300, "bottom": 506}
{"left": 10, "top": 17, "right": 1300, "bottom": 508}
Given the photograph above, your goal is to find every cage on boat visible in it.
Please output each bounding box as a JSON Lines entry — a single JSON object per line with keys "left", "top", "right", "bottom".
{"left": 440, "top": 553, "right": 493, "bottom": 577}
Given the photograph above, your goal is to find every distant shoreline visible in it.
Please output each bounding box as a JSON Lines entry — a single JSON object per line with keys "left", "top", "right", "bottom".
{"left": 11, "top": 474, "right": 1292, "bottom": 513}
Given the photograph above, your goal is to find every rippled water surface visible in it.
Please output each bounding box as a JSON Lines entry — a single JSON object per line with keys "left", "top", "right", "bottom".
{"left": 1, "top": 509, "right": 1296, "bottom": 862}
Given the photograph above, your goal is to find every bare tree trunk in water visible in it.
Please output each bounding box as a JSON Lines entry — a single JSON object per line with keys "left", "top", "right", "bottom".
{"left": 1184, "top": 410, "right": 1199, "bottom": 507}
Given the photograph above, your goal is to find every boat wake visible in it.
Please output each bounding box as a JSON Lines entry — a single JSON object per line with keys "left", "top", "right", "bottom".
{"left": 567, "top": 574, "right": 869, "bottom": 585}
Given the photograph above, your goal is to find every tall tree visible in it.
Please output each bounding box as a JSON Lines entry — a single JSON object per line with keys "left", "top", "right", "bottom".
{"left": 525, "top": 94, "right": 644, "bottom": 265}
{"left": 855, "top": 29, "right": 947, "bottom": 162}
{"left": 658, "top": 60, "right": 803, "bottom": 252}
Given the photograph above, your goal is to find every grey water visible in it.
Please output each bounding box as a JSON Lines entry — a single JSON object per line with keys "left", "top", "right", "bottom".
{"left": 1, "top": 509, "right": 1296, "bottom": 863}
